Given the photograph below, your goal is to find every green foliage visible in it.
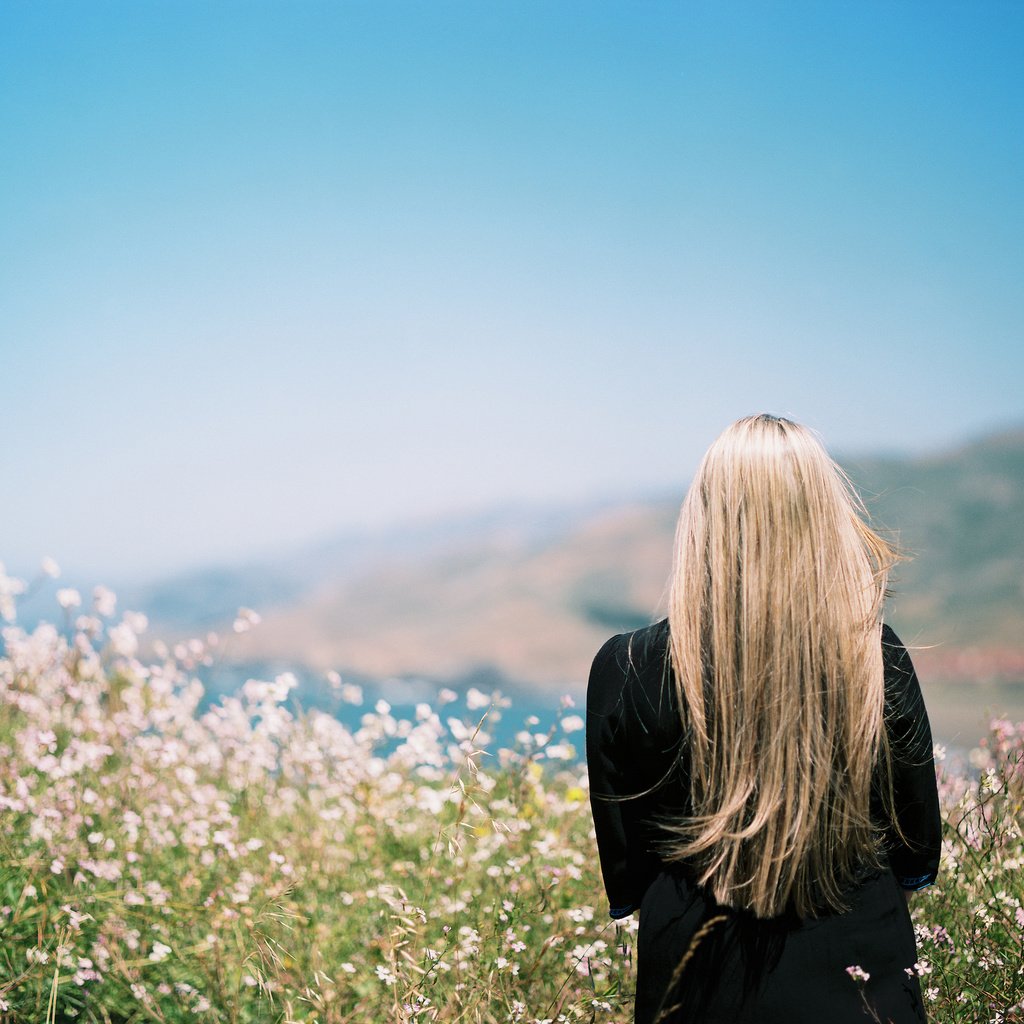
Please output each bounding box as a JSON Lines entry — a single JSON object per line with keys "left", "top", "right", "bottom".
{"left": 1, "top": 604, "right": 1023, "bottom": 1022}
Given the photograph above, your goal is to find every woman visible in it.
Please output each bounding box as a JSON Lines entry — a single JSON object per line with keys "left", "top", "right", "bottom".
{"left": 586, "top": 414, "right": 941, "bottom": 1024}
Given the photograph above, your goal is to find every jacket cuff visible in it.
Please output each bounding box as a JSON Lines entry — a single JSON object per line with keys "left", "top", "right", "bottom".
{"left": 897, "top": 872, "right": 936, "bottom": 891}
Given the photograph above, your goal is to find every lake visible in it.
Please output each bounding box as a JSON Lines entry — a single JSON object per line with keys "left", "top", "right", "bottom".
{"left": 197, "top": 662, "right": 1024, "bottom": 760}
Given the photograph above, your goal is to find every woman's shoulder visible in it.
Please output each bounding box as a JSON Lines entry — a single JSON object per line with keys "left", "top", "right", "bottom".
{"left": 590, "top": 618, "right": 671, "bottom": 678}
{"left": 880, "top": 622, "right": 920, "bottom": 695}
{"left": 587, "top": 619, "right": 673, "bottom": 718}
{"left": 879, "top": 621, "right": 931, "bottom": 751}
{"left": 880, "top": 621, "right": 906, "bottom": 656}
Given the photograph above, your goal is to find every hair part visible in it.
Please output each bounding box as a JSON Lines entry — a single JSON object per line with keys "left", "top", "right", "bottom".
{"left": 665, "top": 413, "right": 900, "bottom": 918}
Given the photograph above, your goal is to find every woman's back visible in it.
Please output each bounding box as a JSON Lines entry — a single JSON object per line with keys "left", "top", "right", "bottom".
{"left": 587, "top": 620, "right": 941, "bottom": 1023}
{"left": 585, "top": 415, "right": 942, "bottom": 1023}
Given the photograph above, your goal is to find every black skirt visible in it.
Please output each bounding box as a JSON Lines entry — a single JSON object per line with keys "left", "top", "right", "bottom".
{"left": 635, "top": 865, "right": 927, "bottom": 1024}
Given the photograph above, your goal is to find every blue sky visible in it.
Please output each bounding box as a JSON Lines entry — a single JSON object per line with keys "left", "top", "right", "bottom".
{"left": 2, "top": 1, "right": 1022, "bottom": 581}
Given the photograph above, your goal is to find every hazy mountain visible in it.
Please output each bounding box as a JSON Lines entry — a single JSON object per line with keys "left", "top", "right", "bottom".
{"left": 126, "top": 499, "right": 628, "bottom": 631}
{"left": 141, "top": 425, "right": 1024, "bottom": 691}
{"left": 845, "top": 427, "right": 1024, "bottom": 653}
{"left": 221, "top": 500, "right": 680, "bottom": 688}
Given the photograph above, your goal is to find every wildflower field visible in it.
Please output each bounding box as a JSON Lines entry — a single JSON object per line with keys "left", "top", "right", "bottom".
{"left": 1, "top": 570, "right": 1022, "bottom": 1024}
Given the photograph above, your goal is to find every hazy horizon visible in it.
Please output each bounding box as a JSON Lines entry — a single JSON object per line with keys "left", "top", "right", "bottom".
{"left": 5, "top": 416, "right": 1018, "bottom": 602}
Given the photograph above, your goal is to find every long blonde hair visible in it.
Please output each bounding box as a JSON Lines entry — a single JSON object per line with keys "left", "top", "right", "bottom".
{"left": 666, "top": 414, "right": 899, "bottom": 918}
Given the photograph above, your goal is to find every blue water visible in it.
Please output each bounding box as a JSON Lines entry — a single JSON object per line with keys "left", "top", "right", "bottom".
{"left": 195, "top": 661, "right": 586, "bottom": 758}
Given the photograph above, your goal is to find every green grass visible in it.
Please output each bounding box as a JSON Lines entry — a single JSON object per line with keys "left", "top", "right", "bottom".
{"left": 0, "top": 604, "right": 1022, "bottom": 1023}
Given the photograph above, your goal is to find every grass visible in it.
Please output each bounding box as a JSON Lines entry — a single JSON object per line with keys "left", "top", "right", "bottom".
{"left": 0, "top": 579, "right": 1022, "bottom": 1023}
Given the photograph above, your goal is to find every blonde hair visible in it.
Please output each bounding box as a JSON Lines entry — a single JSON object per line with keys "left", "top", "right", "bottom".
{"left": 666, "top": 414, "right": 899, "bottom": 918}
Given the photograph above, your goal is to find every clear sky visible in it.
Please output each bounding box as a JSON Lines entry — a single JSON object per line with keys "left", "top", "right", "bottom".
{"left": 2, "top": 1, "right": 1022, "bottom": 582}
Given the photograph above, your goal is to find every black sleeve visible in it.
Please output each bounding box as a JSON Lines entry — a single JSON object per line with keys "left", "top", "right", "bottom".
{"left": 880, "top": 624, "right": 943, "bottom": 891}
{"left": 586, "top": 635, "right": 639, "bottom": 918}
{"left": 586, "top": 634, "right": 670, "bottom": 918}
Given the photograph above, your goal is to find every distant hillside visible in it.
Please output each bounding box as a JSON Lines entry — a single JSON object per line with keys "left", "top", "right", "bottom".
{"left": 146, "top": 426, "right": 1024, "bottom": 690}
{"left": 128, "top": 502, "right": 617, "bottom": 630}
{"left": 846, "top": 428, "right": 1024, "bottom": 646}
{"left": 845, "top": 427, "right": 1024, "bottom": 683}
{"left": 227, "top": 501, "right": 678, "bottom": 688}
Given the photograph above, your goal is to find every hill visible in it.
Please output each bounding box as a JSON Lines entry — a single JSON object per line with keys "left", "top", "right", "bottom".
{"left": 845, "top": 426, "right": 1024, "bottom": 681}
{"left": 138, "top": 425, "right": 1024, "bottom": 691}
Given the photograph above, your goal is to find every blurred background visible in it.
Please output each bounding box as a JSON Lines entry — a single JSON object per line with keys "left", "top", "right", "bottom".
{"left": 2, "top": 1, "right": 1022, "bottom": 747}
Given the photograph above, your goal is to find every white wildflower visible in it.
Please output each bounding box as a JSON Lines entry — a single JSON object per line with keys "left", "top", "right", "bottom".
{"left": 123, "top": 610, "right": 148, "bottom": 633}
{"left": 233, "top": 607, "right": 261, "bottom": 633}
{"left": 108, "top": 622, "right": 138, "bottom": 658}
{"left": 92, "top": 586, "right": 117, "bottom": 617}
{"left": 466, "top": 687, "right": 490, "bottom": 710}
{"left": 341, "top": 683, "right": 363, "bottom": 705}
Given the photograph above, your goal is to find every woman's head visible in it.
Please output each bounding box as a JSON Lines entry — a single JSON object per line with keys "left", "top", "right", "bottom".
{"left": 665, "top": 414, "right": 899, "bottom": 918}
{"left": 680, "top": 413, "right": 895, "bottom": 624}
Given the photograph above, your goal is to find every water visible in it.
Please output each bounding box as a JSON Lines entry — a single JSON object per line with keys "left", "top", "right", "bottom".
{"left": 196, "top": 661, "right": 584, "bottom": 757}
{"left": 194, "top": 662, "right": 1024, "bottom": 761}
